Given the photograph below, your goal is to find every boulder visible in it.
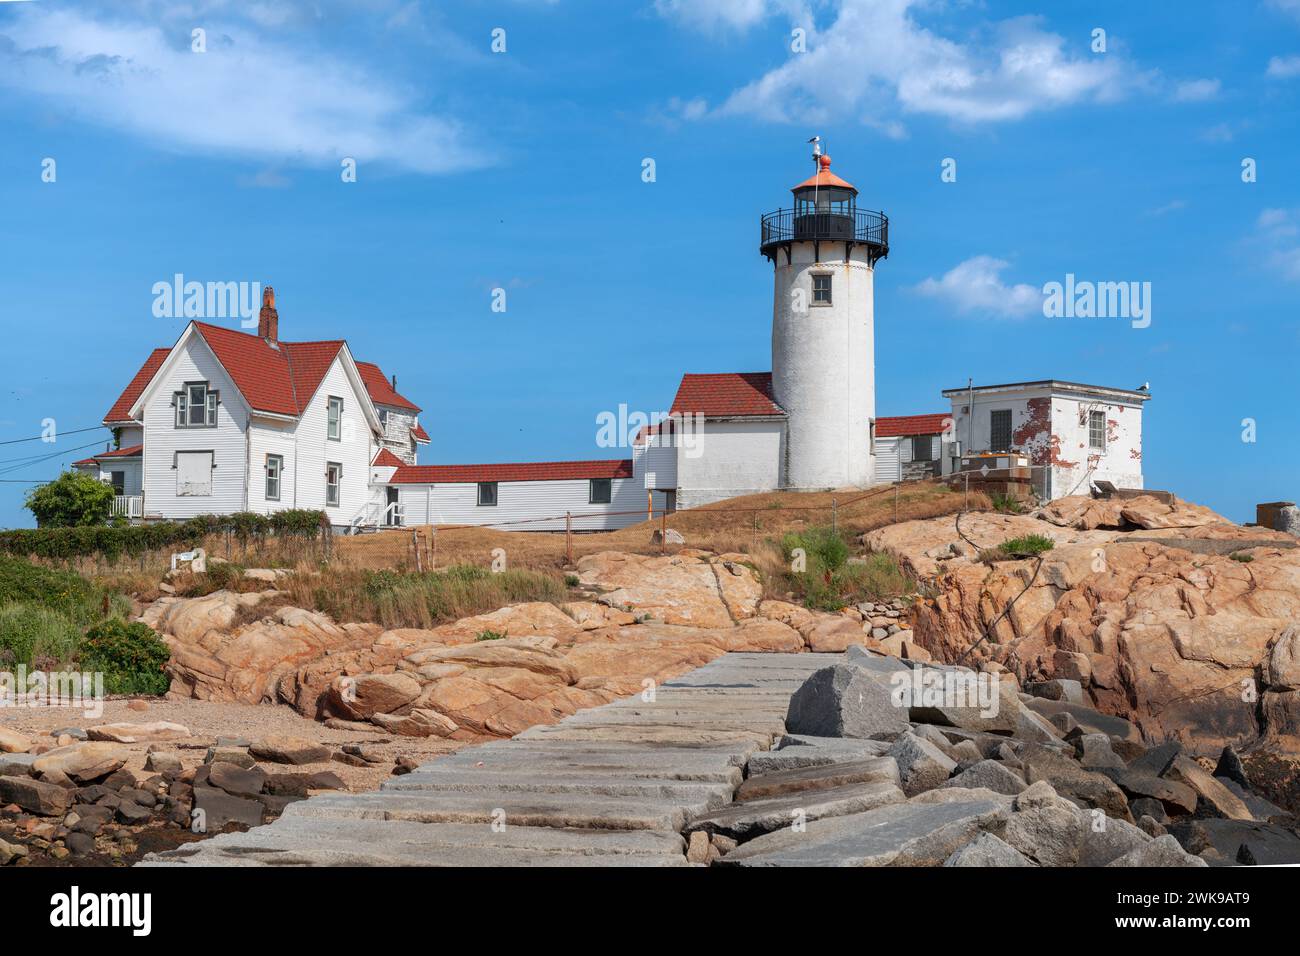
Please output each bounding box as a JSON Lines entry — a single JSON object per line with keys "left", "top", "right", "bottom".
{"left": 370, "top": 708, "right": 459, "bottom": 738}
{"left": 1107, "top": 834, "right": 1208, "bottom": 867}
{"left": 248, "top": 736, "right": 331, "bottom": 765}
{"left": 326, "top": 672, "right": 422, "bottom": 720}
{"left": 785, "top": 664, "right": 911, "bottom": 740}
{"left": 575, "top": 551, "right": 745, "bottom": 628}
{"left": 941, "top": 759, "right": 1027, "bottom": 796}
{"left": 736, "top": 758, "right": 899, "bottom": 801}
{"left": 31, "top": 743, "right": 126, "bottom": 784}
{"left": 207, "top": 762, "right": 267, "bottom": 798}
{"left": 1164, "top": 755, "right": 1253, "bottom": 821}
{"left": 887, "top": 733, "right": 958, "bottom": 797}
{"left": 943, "top": 832, "right": 1035, "bottom": 867}
{"left": 192, "top": 785, "right": 264, "bottom": 830}
{"left": 86, "top": 721, "right": 191, "bottom": 744}
{"left": 1019, "top": 746, "right": 1131, "bottom": 821}
{"left": 0, "top": 775, "right": 71, "bottom": 816}
{"left": 0, "top": 727, "right": 31, "bottom": 754}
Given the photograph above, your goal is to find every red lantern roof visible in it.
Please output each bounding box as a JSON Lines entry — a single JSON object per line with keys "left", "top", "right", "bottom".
{"left": 792, "top": 154, "right": 857, "bottom": 193}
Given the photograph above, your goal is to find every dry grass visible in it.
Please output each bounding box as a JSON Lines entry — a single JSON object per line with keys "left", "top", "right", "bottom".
{"left": 334, "top": 480, "right": 985, "bottom": 572}
{"left": 281, "top": 563, "right": 572, "bottom": 630}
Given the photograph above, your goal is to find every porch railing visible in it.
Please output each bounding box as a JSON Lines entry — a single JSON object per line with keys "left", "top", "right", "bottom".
{"left": 111, "top": 495, "right": 143, "bottom": 519}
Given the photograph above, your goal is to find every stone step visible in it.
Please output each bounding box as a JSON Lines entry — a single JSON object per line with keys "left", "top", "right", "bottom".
{"left": 686, "top": 780, "right": 905, "bottom": 840}
{"left": 144, "top": 818, "right": 688, "bottom": 867}
{"left": 285, "top": 789, "right": 711, "bottom": 831}
{"left": 384, "top": 772, "right": 735, "bottom": 807}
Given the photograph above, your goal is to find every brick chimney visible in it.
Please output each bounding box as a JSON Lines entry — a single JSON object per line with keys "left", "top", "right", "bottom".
{"left": 258, "top": 286, "right": 279, "bottom": 341}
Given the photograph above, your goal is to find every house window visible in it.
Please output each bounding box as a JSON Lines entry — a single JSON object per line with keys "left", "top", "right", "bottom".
{"left": 911, "top": 435, "right": 935, "bottom": 462}
{"left": 175, "top": 383, "right": 218, "bottom": 428}
{"left": 812, "top": 274, "right": 832, "bottom": 305}
{"left": 327, "top": 397, "right": 343, "bottom": 441}
{"left": 1088, "top": 410, "right": 1107, "bottom": 451}
{"left": 477, "top": 481, "right": 497, "bottom": 507}
{"left": 175, "top": 451, "right": 213, "bottom": 497}
{"left": 989, "top": 409, "right": 1013, "bottom": 452}
{"left": 378, "top": 408, "right": 389, "bottom": 430}
{"left": 266, "top": 454, "right": 283, "bottom": 501}
{"left": 325, "top": 462, "right": 342, "bottom": 507}
{"left": 109, "top": 471, "right": 125, "bottom": 495}
{"left": 589, "top": 478, "right": 612, "bottom": 504}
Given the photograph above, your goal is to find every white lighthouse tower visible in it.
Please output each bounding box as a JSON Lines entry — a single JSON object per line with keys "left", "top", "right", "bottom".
{"left": 762, "top": 143, "right": 888, "bottom": 490}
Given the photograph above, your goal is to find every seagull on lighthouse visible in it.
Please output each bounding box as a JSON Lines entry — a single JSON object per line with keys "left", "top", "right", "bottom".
{"left": 808, "top": 135, "right": 821, "bottom": 159}
{"left": 1137, "top": 382, "right": 1150, "bottom": 391}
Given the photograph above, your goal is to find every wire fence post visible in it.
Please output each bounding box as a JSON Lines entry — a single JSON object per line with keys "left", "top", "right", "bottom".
{"left": 565, "top": 511, "right": 573, "bottom": 566}
{"left": 660, "top": 509, "right": 667, "bottom": 554}
{"left": 894, "top": 481, "right": 899, "bottom": 522}
{"left": 831, "top": 498, "right": 837, "bottom": 535}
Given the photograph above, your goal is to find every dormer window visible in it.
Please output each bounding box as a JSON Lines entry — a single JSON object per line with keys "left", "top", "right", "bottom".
{"left": 327, "top": 396, "right": 343, "bottom": 440}
{"left": 175, "top": 382, "right": 218, "bottom": 428}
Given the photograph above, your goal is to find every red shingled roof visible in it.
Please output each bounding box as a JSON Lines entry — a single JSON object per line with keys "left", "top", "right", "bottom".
{"left": 103, "top": 323, "right": 421, "bottom": 423}
{"left": 371, "top": 448, "right": 405, "bottom": 468}
{"left": 356, "top": 361, "right": 421, "bottom": 412}
{"left": 104, "top": 349, "right": 170, "bottom": 423}
{"left": 670, "top": 372, "right": 784, "bottom": 418}
{"left": 411, "top": 422, "right": 429, "bottom": 443}
{"left": 389, "top": 459, "right": 633, "bottom": 484}
{"left": 74, "top": 444, "right": 144, "bottom": 467}
{"left": 876, "top": 413, "right": 950, "bottom": 438}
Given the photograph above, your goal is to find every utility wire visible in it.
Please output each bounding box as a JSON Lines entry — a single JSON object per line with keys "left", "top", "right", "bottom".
{"left": 0, "top": 425, "right": 107, "bottom": 446}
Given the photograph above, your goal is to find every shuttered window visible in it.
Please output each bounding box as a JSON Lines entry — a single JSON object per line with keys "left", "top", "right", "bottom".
{"left": 325, "top": 462, "right": 342, "bottom": 507}
{"left": 327, "top": 397, "right": 343, "bottom": 441}
{"left": 266, "top": 455, "right": 283, "bottom": 501}
{"left": 989, "top": 409, "right": 1013, "bottom": 451}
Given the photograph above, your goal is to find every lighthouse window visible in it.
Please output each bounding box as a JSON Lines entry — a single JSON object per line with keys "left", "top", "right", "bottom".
{"left": 812, "top": 274, "right": 832, "bottom": 305}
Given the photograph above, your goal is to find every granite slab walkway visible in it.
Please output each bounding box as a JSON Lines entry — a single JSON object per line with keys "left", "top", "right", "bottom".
{"left": 142, "top": 653, "right": 838, "bottom": 867}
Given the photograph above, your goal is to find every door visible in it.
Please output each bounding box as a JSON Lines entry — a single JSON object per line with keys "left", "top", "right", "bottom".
{"left": 385, "top": 486, "right": 401, "bottom": 526}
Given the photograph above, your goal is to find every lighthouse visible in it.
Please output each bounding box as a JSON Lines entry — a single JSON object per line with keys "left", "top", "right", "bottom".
{"left": 761, "top": 143, "right": 888, "bottom": 490}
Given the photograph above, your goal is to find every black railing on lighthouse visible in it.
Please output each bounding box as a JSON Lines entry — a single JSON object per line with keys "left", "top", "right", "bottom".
{"left": 760, "top": 207, "right": 889, "bottom": 261}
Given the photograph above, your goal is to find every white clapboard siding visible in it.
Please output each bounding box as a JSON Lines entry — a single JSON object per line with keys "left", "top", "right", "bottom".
{"left": 141, "top": 337, "right": 249, "bottom": 519}
{"left": 286, "top": 355, "right": 376, "bottom": 523}
{"left": 873, "top": 436, "right": 902, "bottom": 483}
{"left": 398, "top": 476, "right": 644, "bottom": 531}
{"left": 674, "top": 420, "right": 783, "bottom": 500}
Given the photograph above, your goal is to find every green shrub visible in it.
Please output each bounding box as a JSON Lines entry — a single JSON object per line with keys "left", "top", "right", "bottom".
{"left": 778, "top": 527, "right": 913, "bottom": 611}
{"left": 79, "top": 618, "right": 172, "bottom": 696}
{"left": 990, "top": 493, "right": 1025, "bottom": 515}
{"left": 1230, "top": 551, "right": 1254, "bottom": 563}
{"left": 0, "top": 603, "right": 83, "bottom": 670}
{"left": 0, "top": 510, "right": 327, "bottom": 562}
{"left": 476, "top": 629, "right": 507, "bottom": 641}
{"left": 992, "top": 534, "right": 1055, "bottom": 560}
{"left": 24, "top": 471, "right": 115, "bottom": 527}
{"left": 0, "top": 554, "right": 128, "bottom": 625}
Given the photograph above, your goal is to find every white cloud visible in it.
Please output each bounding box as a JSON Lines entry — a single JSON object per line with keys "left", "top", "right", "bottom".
{"left": 1173, "top": 78, "right": 1220, "bottom": 102}
{"left": 0, "top": 6, "right": 478, "bottom": 174}
{"left": 661, "top": 0, "right": 1136, "bottom": 128}
{"left": 1146, "top": 199, "right": 1187, "bottom": 217}
{"left": 914, "top": 255, "right": 1042, "bottom": 318}
{"left": 654, "top": 0, "right": 776, "bottom": 32}
{"left": 1267, "top": 55, "right": 1300, "bottom": 78}
{"left": 1254, "top": 209, "right": 1300, "bottom": 281}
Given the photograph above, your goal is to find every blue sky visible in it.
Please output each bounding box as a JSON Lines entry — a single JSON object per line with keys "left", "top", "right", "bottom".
{"left": 0, "top": 0, "right": 1297, "bottom": 526}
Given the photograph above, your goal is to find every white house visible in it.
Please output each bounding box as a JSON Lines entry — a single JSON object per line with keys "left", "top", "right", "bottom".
{"left": 76, "top": 289, "right": 645, "bottom": 531}
{"left": 940, "top": 380, "right": 1149, "bottom": 500}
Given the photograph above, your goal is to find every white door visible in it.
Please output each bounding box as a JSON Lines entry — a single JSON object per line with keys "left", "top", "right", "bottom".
{"left": 874, "top": 437, "right": 901, "bottom": 483}
{"left": 176, "top": 451, "right": 213, "bottom": 496}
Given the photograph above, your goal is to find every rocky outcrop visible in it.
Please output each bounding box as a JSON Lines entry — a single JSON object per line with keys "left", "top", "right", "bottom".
{"left": 863, "top": 496, "right": 1300, "bottom": 758}
{"left": 149, "top": 553, "right": 888, "bottom": 741}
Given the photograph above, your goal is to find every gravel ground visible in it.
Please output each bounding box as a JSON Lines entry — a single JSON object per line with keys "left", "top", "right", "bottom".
{"left": 0, "top": 696, "right": 476, "bottom": 792}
